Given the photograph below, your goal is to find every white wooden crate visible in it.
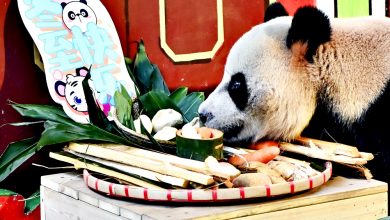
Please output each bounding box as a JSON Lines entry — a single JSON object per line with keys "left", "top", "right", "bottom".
{"left": 40, "top": 172, "right": 388, "bottom": 220}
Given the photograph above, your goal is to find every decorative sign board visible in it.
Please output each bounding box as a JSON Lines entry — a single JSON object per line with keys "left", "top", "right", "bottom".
{"left": 17, "top": 0, "right": 136, "bottom": 123}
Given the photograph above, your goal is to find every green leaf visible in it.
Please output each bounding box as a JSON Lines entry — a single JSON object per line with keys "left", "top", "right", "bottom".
{"left": 0, "top": 137, "right": 39, "bottom": 182}
{"left": 0, "top": 189, "right": 17, "bottom": 196}
{"left": 134, "top": 41, "right": 169, "bottom": 95}
{"left": 139, "top": 91, "right": 180, "bottom": 119}
{"left": 169, "top": 87, "right": 188, "bottom": 105}
{"left": 82, "top": 71, "right": 110, "bottom": 129}
{"left": 124, "top": 57, "right": 140, "bottom": 97}
{"left": 140, "top": 120, "right": 164, "bottom": 152}
{"left": 37, "top": 121, "right": 132, "bottom": 148}
{"left": 178, "top": 92, "right": 205, "bottom": 123}
{"left": 11, "top": 103, "right": 71, "bottom": 125}
{"left": 24, "top": 189, "right": 40, "bottom": 214}
{"left": 114, "top": 86, "right": 135, "bottom": 131}
{"left": 8, "top": 121, "right": 45, "bottom": 126}
{"left": 150, "top": 64, "right": 170, "bottom": 95}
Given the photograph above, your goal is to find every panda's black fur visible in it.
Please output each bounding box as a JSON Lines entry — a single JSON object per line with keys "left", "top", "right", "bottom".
{"left": 270, "top": 2, "right": 390, "bottom": 191}
{"left": 286, "top": 6, "right": 332, "bottom": 63}
{"left": 263, "top": 2, "right": 288, "bottom": 22}
{"left": 200, "top": 2, "right": 390, "bottom": 198}
{"left": 303, "top": 80, "right": 390, "bottom": 183}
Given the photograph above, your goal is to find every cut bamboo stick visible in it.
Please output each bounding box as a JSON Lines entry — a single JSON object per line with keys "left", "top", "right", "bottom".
{"left": 279, "top": 142, "right": 368, "bottom": 165}
{"left": 66, "top": 150, "right": 188, "bottom": 188}
{"left": 295, "top": 137, "right": 360, "bottom": 157}
{"left": 204, "top": 157, "right": 240, "bottom": 180}
{"left": 359, "top": 152, "right": 374, "bottom": 161}
{"left": 68, "top": 142, "right": 240, "bottom": 180}
{"left": 67, "top": 143, "right": 214, "bottom": 185}
{"left": 49, "top": 152, "right": 163, "bottom": 189}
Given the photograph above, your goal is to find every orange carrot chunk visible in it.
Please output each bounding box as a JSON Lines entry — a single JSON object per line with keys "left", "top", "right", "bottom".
{"left": 197, "top": 127, "right": 213, "bottom": 139}
{"left": 228, "top": 146, "right": 280, "bottom": 166}
{"left": 249, "top": 141, "right": 279, "bottom": 150}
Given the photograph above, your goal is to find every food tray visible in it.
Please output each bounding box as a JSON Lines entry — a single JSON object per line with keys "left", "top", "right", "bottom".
{"left": 83, "top": 162, "right": 332, "bottom": 202}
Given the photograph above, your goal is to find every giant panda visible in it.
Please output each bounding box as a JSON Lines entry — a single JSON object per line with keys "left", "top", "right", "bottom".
{"left": 199, "top": 3, "right": 390, "bottom": 188}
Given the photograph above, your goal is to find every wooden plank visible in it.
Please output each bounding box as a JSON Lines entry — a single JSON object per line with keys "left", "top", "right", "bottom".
{"left": 41, "top": 186, "right": 128, "bottom": 220}
{"left": 41, "top": 172, "right": 171, "bottom": 219}
{"left": 233, "top": 193, "right": 388, "bottom": 220}
{"left": 41, "top": 172, "right": 81, "bottom": 199}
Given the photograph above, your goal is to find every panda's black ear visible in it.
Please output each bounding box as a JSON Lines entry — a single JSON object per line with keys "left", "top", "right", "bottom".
{"left": 80, "top": 0, "right": 87, "bottom": 4}
{"left": 286, "top": 6, "right": 331, "bottom": 63}
{"left": 264, "top": 2, "right": 288, "bottom": 22}
{"left": 55, "top": 81, "right": 66, "bottom": 97}
{"left": 61, "top": 2, "right": 67, "bottom": 9}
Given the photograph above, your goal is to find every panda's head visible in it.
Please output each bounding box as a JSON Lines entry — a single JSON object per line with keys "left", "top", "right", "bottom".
{"left": 61, "top": 0, "right": 97, "bottom": 33}
{"left": 199, "top": 3, "right": 331, "bottom": 145}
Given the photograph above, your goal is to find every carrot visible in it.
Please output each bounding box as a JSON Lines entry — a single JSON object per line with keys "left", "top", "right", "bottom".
{"left": 249, "top": 141, "right": 279, "bottom": 150}
{"left": 228, "top": 146, "right": 280, "bottom": 166}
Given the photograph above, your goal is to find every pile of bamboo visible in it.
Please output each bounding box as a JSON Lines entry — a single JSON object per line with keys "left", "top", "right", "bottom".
{"left": 50, "top": 143, "right": 241, "bottom": 189}
{"left": 279, "top": 137, "right": 374, "bottom": 179}
{"left": 50, "top": 137, "right": 375, "bottom": 190}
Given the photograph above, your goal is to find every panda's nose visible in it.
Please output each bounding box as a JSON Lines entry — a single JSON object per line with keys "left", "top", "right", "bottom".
{"left": 199, "top": 111, "right": 214, "bottom": 124}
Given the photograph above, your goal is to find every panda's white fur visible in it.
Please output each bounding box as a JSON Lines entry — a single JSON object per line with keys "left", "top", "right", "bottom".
{"left": 199, "top": 8, "right": 390, "bottom": 145}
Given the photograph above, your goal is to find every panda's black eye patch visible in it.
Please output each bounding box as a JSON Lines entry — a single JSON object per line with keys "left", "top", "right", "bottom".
{"left": 228, "top": 72, "right": 248, "bottom": 111}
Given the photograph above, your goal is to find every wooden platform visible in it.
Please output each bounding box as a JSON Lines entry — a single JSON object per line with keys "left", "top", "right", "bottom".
{"left": 40, "top": 171, "right": 388, "bottom": 220}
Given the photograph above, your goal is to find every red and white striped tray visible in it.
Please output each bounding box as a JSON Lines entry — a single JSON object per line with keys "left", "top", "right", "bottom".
{"left": 83, "top": 162, "right": 332, "bottom": 202}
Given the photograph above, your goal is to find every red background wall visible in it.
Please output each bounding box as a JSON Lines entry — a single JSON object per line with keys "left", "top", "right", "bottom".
{"left": 0, "top": 0, "right": 267, "bottom": 154}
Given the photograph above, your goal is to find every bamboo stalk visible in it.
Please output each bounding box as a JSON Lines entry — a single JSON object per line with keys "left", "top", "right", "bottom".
{"left": 295, "top": 137, "right": 360, "bottom": 157}
{"left": 359, "top": 152, "right": 374, "bottom": 161}
{"left": 67, "top": 143, "right": 214, "bottom": 185}
{"left": 49, "top": 152, "right": 163, "bottom": 189}
{"left": 204, "top": 156, "right": 240, "bottom": 180}
{"left": 66, "top": 150, "right": 188, "bottom": 188}
{"left": 279, "top": 142, "right": 368, "bottom": 165}
{"left": 69, "top": 142, "right": 240, "bottom": 180}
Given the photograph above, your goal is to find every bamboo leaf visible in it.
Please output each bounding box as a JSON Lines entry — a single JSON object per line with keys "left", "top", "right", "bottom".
{"left": 139, "top": 91, "right": 180, "bottom": 118}
{"left": 114, "top": 86, "right": 135, "bottom": 131}
{"left": 169, "top": 87, "right": 188, "bottom": 105}
{"left": 178, "top": 92, "right": 205, "bottom": 123}
{"left": 82, "top": 71, "right": 109, "bottom": 129}
{"left": 124, "top": 57, "right": 141, "bottom": 97}
{"left": 150, "top": 64, "right": 170, "bottom": 95}
{"left": 134, "top": 41, "right": 169, "bottom": 95}
{"left": 37, "top": 121, "right": 131, "bottom": 148}
{"left": 8, "top": 121, "right": 45, "bottom": 126}
{"left": 140, "top": 120, "right": 164, "bottom": 152}
{"left": 10, "top": 103, "right": 71, "bottom": 125}
{"left": 0, "top": 137, "right": 39, "bottom": 182}
{"left": 0, "top": 189, "right": 17, "bottom": 196}
{"left": 24, "top": 189, "right": 40, "bottom": 214}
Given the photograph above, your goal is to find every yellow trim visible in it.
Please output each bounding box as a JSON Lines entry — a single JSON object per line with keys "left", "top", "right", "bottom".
{"left": 159, "top": 0, "right": 224, "bottom": 62}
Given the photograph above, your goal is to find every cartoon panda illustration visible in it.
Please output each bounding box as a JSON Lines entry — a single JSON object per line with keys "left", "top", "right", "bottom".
{"left": 61, "top": 0, "right": 97, "bottom": 33}
{"left": 55, "top": 67, "right": 90, "bottom": 112}
{"left": 199, "top": 3, "right": 390, "bottom": 188}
